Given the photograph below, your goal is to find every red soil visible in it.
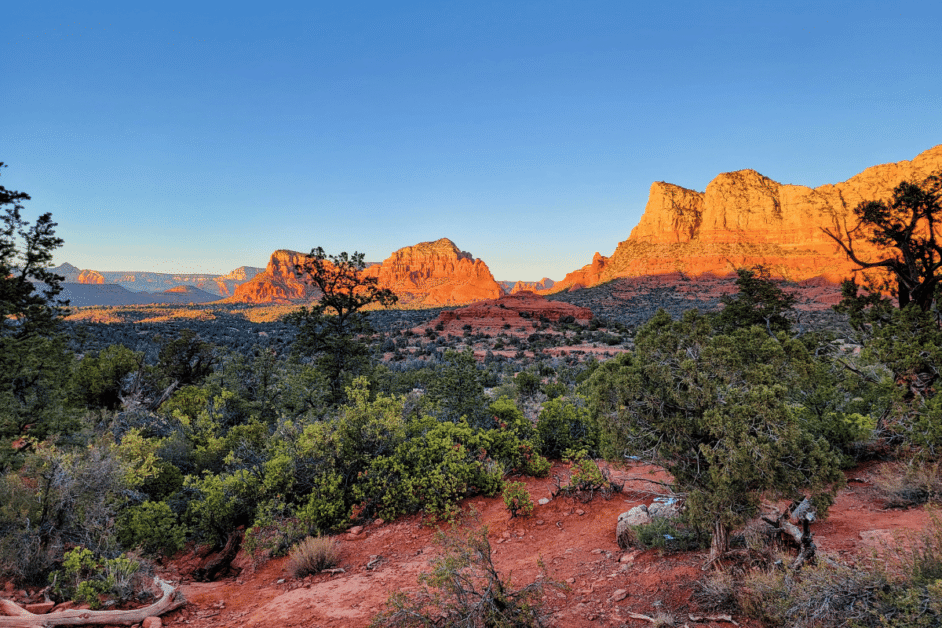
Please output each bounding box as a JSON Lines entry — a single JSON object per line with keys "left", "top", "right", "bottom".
{"left": 151, "top": 461, "right": 930, "bottom": 628}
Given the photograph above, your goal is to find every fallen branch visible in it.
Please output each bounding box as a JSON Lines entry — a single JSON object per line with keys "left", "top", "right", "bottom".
{"left": 689, "top": 613, "right": 739, "bottom": 625}
{"left": 0, "top": 576, "right": 185, "bottom": 627}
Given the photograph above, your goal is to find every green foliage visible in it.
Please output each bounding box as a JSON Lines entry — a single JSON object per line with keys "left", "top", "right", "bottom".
{"left": 71, "top": 344, "right": 141, "bottom": 411}
{"left": 156, "top": 329, "right": 217, "bottom": 389}
{"left": 117, "top": 501, "right": 186, "bottom": 556}
{"left": 184, "top": 469, "right": 262, "bottom": 544}
{"left": 424, "top": 348, "right": 490, "bottom": 427}
{"left": 554, "top": 449, "right": 619, "bottom": 502}
{"left": 712, "top": 266, "right": 797, "bottom": 334}
{"left": 502, "top": 481, "right": 534, "bottom": 518}
{"left": 50, "top": 547, "right": 140, "bottom": 609}
{"left": 355, "top": 416, "right": 504, "bottom": 521}
{"left": 535, "top": 396, "right": 597, "bottom": 459}
{"left": 287, "top": 247, "right": 397, "bottom": 403}
{"left": 622, "top": 517, "right": 707, "bottom": 553}
{"left": 371, "top": 526, "right": 554, "bottom": 628}
{"left": 583, "top": 309, "right": 845, "bottom": 559}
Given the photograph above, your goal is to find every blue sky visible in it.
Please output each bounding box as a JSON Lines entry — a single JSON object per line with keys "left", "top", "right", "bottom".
{"left": 2, "top": 1, "right": 941, "bottom": 281}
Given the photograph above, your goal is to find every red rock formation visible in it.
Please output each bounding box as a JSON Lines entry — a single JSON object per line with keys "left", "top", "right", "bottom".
{"left": 427, "top": 291, "right": 592, "bottom": 335}
{"left": 77, "top": 269, "right": 105, "bottom": 284}
{"left": 551, "top": 145, "right": 942, "bottom": 291}
{"left": 230, "top": 239, "right": 504, "bottom": 306}
{"left": 510, "top": 277, "right": 555, "bottom": 294}
{"left": 230, "top": 250, "right": 321, "bottom": 303}
{"left": 362, "top": 238, "right": 504, "bottom": 306}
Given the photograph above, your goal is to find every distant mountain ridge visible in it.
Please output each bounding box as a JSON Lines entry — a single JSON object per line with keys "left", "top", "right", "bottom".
{"left": 49, "top": 263, "right": 264, "bottom": 297}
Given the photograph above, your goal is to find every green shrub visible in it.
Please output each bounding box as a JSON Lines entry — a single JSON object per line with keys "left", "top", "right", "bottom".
{"left": 502, "top": 481, "right": 534, "bottom": 518}
{"left": 555, "top": 449, "right": 620, "bottom": 502}
{"left": 288, "top": 535, "right": 339, "bottom": 578}
{"left": 535, "top": 396, "right": 597, "bottom": 459}
{"left": 50, "top": 547, "right": 140, "bottom": 609}
{"left": 117, "top": 501, "right": 186, "bottom": 556}
{"left": 625, "top": 518, "right": 707, "bottom": 553}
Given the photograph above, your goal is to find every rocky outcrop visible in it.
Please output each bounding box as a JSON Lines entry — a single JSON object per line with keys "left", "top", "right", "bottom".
{"left": 427, "top": 291, "right": 592, "bottom": 335}
{"left": 552, "top": 145, "right": 942, "bottom": 291}
{"left": 510, "top": 277, "right": 556, "bottom": 294}
{"left": 362, "top": 238, "right": 504, "bottom": 306}
{"left": 229, "top": 239, "right": 503, "bottom": 306}
{"left": 230, "top": 250, "right": 320, "bottom": 303}
{"left": 77, "top": 269, "right": 105, "bottom": 284}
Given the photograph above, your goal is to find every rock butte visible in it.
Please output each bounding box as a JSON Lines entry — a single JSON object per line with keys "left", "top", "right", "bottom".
{"left": 231, "top": 238, "right": 505, "bottom": 306}
{"left": 546, "top": 144, "right": 942, "bottom": 293}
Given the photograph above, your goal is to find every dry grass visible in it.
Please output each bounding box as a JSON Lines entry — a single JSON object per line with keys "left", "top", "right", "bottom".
{"left": 288, "top": 535, "right": 339, "bottom": 578}
{"left": 873, "top": 460, "right": 942, "bottom": 507}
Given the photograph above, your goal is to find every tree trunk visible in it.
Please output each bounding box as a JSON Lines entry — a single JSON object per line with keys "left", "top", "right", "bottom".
{"left": 704, "top": 520, "right": 729, "bottom": 569}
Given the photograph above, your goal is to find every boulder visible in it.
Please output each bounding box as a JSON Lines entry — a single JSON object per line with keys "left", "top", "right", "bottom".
{"left": 616, "top": 505, "right": 651, "bottom": 549}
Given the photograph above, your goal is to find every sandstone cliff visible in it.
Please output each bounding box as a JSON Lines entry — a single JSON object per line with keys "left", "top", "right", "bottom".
{"left": 77, "top": 269, "right": 105, "bottom": 284}
{"left": 230, "top": 239, "right": 505, "bottom": 306}
{"left": 230, "top": 250, "right": 320, "bottom": 303}
{"left": 362, "top": 238, "right": 504, "bottom": 306}
{"left": 551, "top": 145, "right": 942, "bottom": 291}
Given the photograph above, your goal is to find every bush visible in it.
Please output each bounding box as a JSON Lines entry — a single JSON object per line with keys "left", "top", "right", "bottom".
{"left": 873, "top": 461, "right": 942, "bottom": 507}
{"left": 117, "top": 501, "right": 186, "bottom": 556}
{"left": 625, "top": 517, "right": 707, "bottom": 553}
{"left": 371, "top": 526, "right": 555, "bottom": 627}
{"left": 288, "top": 535, "right": 339, "bottom": 578}
{"left": 502, "top": 481, "right": 534, "bottom": 518}
{"left": 554, "top": 449, "right": 621, "bottom": 502}
{"left": 535, "top": 396, "right": 597, "bottom": 459}
{"left": 49, "top": 547, "right": 141, "bottom": 609}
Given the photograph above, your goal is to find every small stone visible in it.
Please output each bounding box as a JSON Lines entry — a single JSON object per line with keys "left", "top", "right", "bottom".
{"left": 610, "top": 589, "right": 628, "bottom": 602}
{"left": 276, "top": 578, "right": 285, "bottom": 584}
{"left": 575, "top": 509, "right": 585, "bottom": 516}
{"left": 619, "top": 552, "right": 637, "bottom": 563}
{"left": 502, "top": 531, "right": 511, "bottom": 539}
{"left": 348, "top": 525, "right": 364, "bottom": 536}
{"left": 538, "top": 498, "right": 550, "bottom": 505}
{"left": 374, "top": 518, "right": 384, "bottom": 526}
{"left": 536, "top": 519, "right": 545, "bottom": 525}
{"left": 24, "top": 602, "right": 55, "bottom": 614}
{"left": 142, "top": 617, "right": 163, "bottom": 628}
{"left": 566, "top": 577, "right": 576, "bottom": 584}
{"left": 590, "top": 548, "right": 604, "bottom": 554}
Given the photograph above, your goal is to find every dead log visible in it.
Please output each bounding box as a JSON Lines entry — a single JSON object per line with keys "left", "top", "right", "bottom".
{"left": 194, "top": 529, "right": 243, "bottom": 582}
{"left": 761, "top": 496, "right": 817, "bottom": 571}
{"left": 0, "top": 576, "right": 185, "bottom": 627}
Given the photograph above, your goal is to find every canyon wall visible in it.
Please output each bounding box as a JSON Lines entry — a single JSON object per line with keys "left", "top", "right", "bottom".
{"left": 550, "top": 145, "right": 942, "bottom": 291}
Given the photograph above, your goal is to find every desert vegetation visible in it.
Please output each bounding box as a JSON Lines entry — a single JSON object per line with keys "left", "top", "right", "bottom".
{"left": 3, "top": 166, "right": 942, "bottom": 627}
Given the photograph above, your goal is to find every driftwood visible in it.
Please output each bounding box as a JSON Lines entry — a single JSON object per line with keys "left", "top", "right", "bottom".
{"left": 194, "top": 529, "right": 243, "bottom": 582}
{"left": 0, "top": 576, "right": 185, "bottom": 627}
{"left": 761, "top": 496, "right": 817, "bottom": 571}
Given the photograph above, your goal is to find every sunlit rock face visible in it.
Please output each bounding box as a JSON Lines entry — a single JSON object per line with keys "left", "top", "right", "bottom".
{"left": 231, "top": 239, "right": 504, "bottom": 306}
{"left": 362, "top": 238, "right": 504, "bottom": 306}
{"left": 550, "top": 145, "right": 942, "bottom": 291}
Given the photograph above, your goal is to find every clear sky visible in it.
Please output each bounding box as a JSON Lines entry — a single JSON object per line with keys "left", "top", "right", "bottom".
{"left": 2, "top": 1, "right": 941, "bottom": 281}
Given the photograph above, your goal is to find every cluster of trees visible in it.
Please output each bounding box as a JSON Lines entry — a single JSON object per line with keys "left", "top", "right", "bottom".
{"left": 3, "top": 161, "right": 942, "bottom": 625}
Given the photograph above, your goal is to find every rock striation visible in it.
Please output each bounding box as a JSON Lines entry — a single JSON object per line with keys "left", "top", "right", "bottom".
{"left": 551, "top": 145, "right": 942, "bottom": 291}
{"left": 230, "top": 239, "right": 505, "bottom": 306}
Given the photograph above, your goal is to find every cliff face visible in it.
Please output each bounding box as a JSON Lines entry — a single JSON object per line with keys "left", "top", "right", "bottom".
{"left": 363, "top": 238, "right": 504, "bottom": 306}
{"left": 77, "top": 269, "right": 105, "bottom": 284}
{"left": 230, "top": 250, "right": 320, "bottom": 303}
{"left": 510, "top": 278, "right": 555, "bottom": 294}
{"left": 552, "top": 145, "right": 942, "bottom": 290}
{"left": 230, "top": 239, "right": 505, "bottom": 306}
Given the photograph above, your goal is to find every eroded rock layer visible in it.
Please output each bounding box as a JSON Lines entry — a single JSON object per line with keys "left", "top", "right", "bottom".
{"left": 550, "top": 145, "right": 942, "bottom": 291}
